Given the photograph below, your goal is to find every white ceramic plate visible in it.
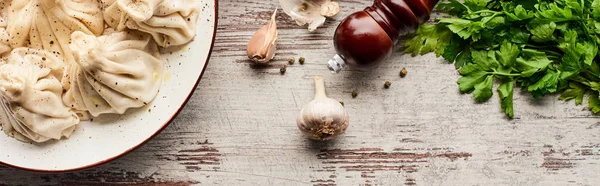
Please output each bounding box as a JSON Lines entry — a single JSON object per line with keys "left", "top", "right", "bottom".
{"left": 0, "top": 0, "right": 217, "bottom": 172}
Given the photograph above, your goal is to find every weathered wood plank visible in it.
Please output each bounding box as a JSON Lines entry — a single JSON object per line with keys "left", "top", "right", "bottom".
{"left": 2, "top": 0, "right": 600, "bottom": 185}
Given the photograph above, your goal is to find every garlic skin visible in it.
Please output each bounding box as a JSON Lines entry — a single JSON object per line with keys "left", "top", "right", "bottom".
{"left": 297, "top": 76, "right": 349, "bottom": 140}
{"left": 320, "top": 2, "right": 340, "bottom": 17}
{"left": 279, "top": 0, "right": 340, "bottom": 32}
{"left": 247, "top": 9, "right": 278, "bottom": 63}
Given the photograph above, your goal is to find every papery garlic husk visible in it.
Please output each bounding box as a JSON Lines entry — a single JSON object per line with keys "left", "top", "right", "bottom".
{"left": 297, "top": 76, "right": 349, "bottom": 140}
{"left": 247, "top": 9, "right": 278, "bottom": 63}
{"left": 320, "top": 2, "right": 340, "bottom": 17}
{"left": 279, "top": 0, "right": 340, "bottom": 32}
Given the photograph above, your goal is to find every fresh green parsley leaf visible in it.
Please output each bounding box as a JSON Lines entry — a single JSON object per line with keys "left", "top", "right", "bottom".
{"left": 464, "top": 0, "right": 491, "bottom": 12}
{"left": 498, "top": 81, "right": 515, "bottom": 118}
{"left": 496, "top": 40, "right": 520, "bottom": 67}
{"left": 515, "top": 49, "right": 552, "bottom": 77}
{"left": 506, "top": 5, "right": 535, "bottom": 21}
{"left": 558, "top": 29, "right": 579, "bottom": 56}
{"left": 535, "top": 2, "right": 577, "bottom": 22}
{"left": 404, "top": 24, "right": 453, "bottom": 57}
{"left": 473, "top": 76, "right": 494, "bottom": 102}
{"left": 437, "top": 0, "right": 470, "bottom": 16}
{"left": 588, "top": 93, "right": 600, "bottom": 113}
{"left": 527, "top": 70, "right": 560, "bottom": 98}
{"left": 558, "top": 30, "right": 585, "bottom": 79}
{"left": 590, "top": 82, "right": 600, "bottom": 92}
{"left": 580, "top": 41, "right": 598, "bottom": 66}
{"left": 559, "top": 82, "right": 586, "bottom": 105}
{"left": 458, "top": 50, "right": 502, "bottom": 96}
{"left": 454, "top": 48, "right": 473, "bottom": 69}
{"left": 564, "top": 0, "right": 583, "bottom": 15}
{"left": 481, "top": 16, "right": 506, "bottom": 28}
{"left": 442, "top": 35, "right": 469, "bottom": 63}
{"left": 439, "top": 18, "right": 483, "bottom": 40}
{"left": 405, "top": 0, "right": 600, "bottom": 118}
{"left": 593, "top": 0, "right": 600, "bottom": 19}
{"left": 509, "top": 28, "right": 531, "bottom": 44}
{"left": 472, "top": 50, "right": 498, "bottom": 71}
{"left": 458, "top": 71, "right": 488, "bottom": 93}
{"left": 526, "top": 19, "right": 557, "bottom": 42}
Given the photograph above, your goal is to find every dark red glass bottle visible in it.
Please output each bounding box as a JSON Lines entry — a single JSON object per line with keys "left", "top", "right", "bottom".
{"left": 327, "top": 0, "right": 440, "bottom": 73}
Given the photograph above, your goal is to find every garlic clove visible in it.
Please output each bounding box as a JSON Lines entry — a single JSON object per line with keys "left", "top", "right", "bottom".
{"left": 279, "top": 0, "right": 340, "bottom": 32}
{"left": 247, "top": 9, "right": 278, "bottom": 63}
{"left": 297, "top": 76, "right": 349, "bottom": 140}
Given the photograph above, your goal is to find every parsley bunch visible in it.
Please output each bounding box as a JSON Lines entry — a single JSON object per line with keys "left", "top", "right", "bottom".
{"left": 405, "top": 0, "right": 600, "bottom": 118}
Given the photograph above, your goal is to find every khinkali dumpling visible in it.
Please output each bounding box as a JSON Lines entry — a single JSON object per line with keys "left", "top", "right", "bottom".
{"left": 0, "top": 23, "right": 10, "bottom": 55}
{"left": 0, "top": 48, "right": 80, "bottom": 143}
{"left": 63, "top": 31, "right": 164, "bottom": 117}
{"left": 7, "top": 0, "right": 104, "bottom": 62}
{"left": 102, "top": 0, "right": 199, "bottom": 47}
{"left": 0, "top": 1, "right": 10, "bottom": 55}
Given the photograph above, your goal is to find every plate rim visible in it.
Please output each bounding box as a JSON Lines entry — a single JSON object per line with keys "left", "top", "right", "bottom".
{"left": 0, "top": 0, "right": 219, "bottom": 173}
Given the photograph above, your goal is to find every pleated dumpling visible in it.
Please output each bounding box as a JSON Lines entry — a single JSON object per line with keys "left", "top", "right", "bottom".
{"left": 7, "top": 0, "right": 104, "bottom": 62}
{"left": 0, "top": 1, "right": 11, "bottom": 55}
{"left": 63, "top": 31, "right": 164, "bottom": 117}
{"left": 102, "top": 0, "right": 199, "bottom": 47}
{"left": 0, "top": 48, "right": 80, "bottom": 143}
{"left": 0, "top": 22, "right": 10, "bottom": 55}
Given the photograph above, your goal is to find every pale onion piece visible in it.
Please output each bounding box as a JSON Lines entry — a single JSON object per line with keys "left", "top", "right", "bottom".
{"left": 279, "top": 0, "right": 339, "bottom": 32}
{"left": 247, "top": 9, "right": 278, "bottom": 63}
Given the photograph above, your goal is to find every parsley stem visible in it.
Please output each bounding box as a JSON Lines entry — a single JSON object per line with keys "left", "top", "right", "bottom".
{"left": 489, "top": 72, "right": 521, "bottom": 77}
{"left": 472, "top": 10, "right": 501, "bottom": 15}
{"left": 571, "top": 78, "right": 591, "bottom": 87}
{"left": 585, "top": 69, "right": 600, "bottom": 79}
{"left": 523, "top": 45, "right": 563, "bottom": 58}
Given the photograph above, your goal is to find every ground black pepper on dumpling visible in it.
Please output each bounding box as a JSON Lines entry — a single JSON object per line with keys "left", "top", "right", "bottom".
{"left": 63, "top": 31, "right": 164, "bottom": 117}
{"left": 102, "top": 0, "right": 199, "bottom": 48}
{"left": 0, "top": 48, "right": 80, "bottom": 143}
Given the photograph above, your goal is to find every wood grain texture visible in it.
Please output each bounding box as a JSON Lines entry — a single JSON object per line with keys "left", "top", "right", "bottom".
{"left": 2, "top": 0, "right": 600, "bottom": 185}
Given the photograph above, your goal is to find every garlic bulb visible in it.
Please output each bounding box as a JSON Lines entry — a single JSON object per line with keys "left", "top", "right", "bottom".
{"left": 247, "top": 9, "right": 278, "bottom": 63}
{"left": 279, "top": 0, "right": 340, "bottom": 32}
{"left": 297, "top": 76, "right": 349, "bottom": 140}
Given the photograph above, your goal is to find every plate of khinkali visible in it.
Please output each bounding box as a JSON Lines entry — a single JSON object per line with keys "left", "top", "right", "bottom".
{"left": 0, "top": 0, "right": 217, "bottom": 171}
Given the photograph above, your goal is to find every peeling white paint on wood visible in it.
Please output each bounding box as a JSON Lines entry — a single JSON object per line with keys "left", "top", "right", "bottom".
{"left": 1, "top": 0, "right": 600, "bottom": 185}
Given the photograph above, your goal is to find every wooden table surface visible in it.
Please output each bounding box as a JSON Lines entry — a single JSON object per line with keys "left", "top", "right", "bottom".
{"left": 2, "top": 0, "right": 600, "bottom": 185}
